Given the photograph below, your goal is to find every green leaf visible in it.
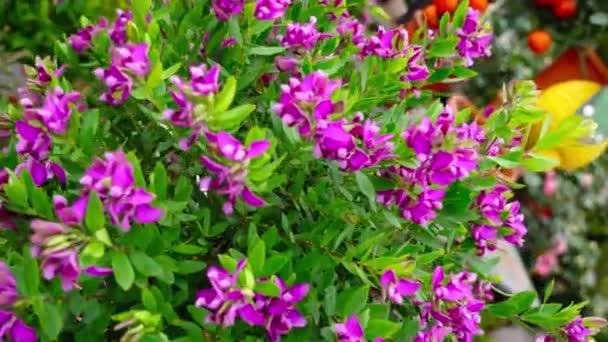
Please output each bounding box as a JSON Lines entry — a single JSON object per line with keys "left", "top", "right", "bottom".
{"left": 174, "top": 176, "right": 193, "bottom": 201}
{"left": 85, "top": 191, "right": 105, "bottom": 232}
{"left": 324, "top": 286, "right": 337, "bottom": 317}
{"left": 4, "top": 173, "right": 27, "bottom": 208}
{"left": 247, "top": 45, "right": 286, "bottom": 56}
{"left": 543, "top": 279, "right": 555, "bottom": 304}
{"left": 521, "top": 153, "right": 559, "bottom": 172}
{"left": 211, "top": 104, "right": 256, "bottom": 131}
{"left": 23, "top": 254, "right": 40, "bottom": 296}
{"left": 153, "top": 162, "right": 168, "bottom": 200}
{"left": 176, "top": 260, "right": 207, "bottom": 274}
{"left": 261, "top": 255, "right": 289, "bottom": 277}
{"left": 218, "top": 254, "right": 238, "bottom": 273}
{"left": 355, "top": 172, "right": 377, "bottom": 211}
{"left": 142, "top": 288, "right": 158, "bottom": 311}
{"left": 132, "top": 0, "right": 151, "bottom": 29}
{"left": 161, "top": 63, "right": 181, "bottom": 79}
{"left": 428, "top": 38, "right": 459, "bottom": 58}
{"left": 112, "top": 251, "right": 135, "bottom": 290}
{"left": 146, "top": 63, "right": 163, "bottom": 90}
{"left": 214, "top": 76, "right": 237, "bottom": 114}
{"left": 248, "top": 238, "right": 266, "bottom": 276}
{"left": 34, "top": 300, "right": 64, "bottom": 340}
{"left": 427, "top": 67, "right": 452, "bottom": 83}
{"left": 365, "top": 319, "right": 401, "bottom": 339}
{"left": 126, "top": 152, "right": 147, "bottom": 188}
{"left": 130, "top": 251, "right": 163, "bottom": 277}
{"left": 255, "top": 278, "right": 281, "bottom": 297}
{"left": 81, "top": 241, "right": 105, "bottom": 263}
{"left": 416, "top": 249, "right": 444, "bottom": 266}
{"left": 451, "top": 0, "right": 469, "bottom": 30}
{"left": 79, "top": 109, "right": 100, "bottom": 157}
{"left": 337, "top": 286, "right": 369, "bottom": 317}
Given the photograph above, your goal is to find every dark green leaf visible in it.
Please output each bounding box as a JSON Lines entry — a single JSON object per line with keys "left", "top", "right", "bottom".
{"left": 85, "top": 191, "right": 105, "bottom": 232}
{"left": 130, "top": 251, "right": 163, "bottom": 277}
{"left": 365, "top": 319, "right": 401, "bottom": 339}
{"left": 153, "top": 162, "right": 168, "bottom": 200}
{"left": 247, "top": 46, "right": 286, "bottom": 56}
{"left": 337, "top": 286, "right": 369, "bottom": 317}
{"left": 112, "top": 251, "right": 135, "bottom": 290}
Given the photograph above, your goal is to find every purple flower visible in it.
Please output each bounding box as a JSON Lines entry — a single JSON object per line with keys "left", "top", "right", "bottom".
{"left": 414, "top": 324, "right": 451, "bottom": 342}
{"left": 255, "top": 0, "right": 291, "bottom": 20}
{"left": 195, "top": 259, "right": 264, "bottom": 326}
{"left": 68, "top": 17, "right": 109, "bottom": 52}
{"left": 334, "top": 315, "right": 385, "bottom": 342}
{"left": 380, "top": 269, "right": 420, "bottom": 304}
{"left": 15, "top": 158, "right": 66, "bottom": 187}
{"left": 84, "top": 266, "right": 113, "bottom": 276}
{"left": 336, "top": 12, "right": 365, "bottom": 47}
{"left": 503, "top": 201, "right": 527, "bottom": 247}
{"left": 200, "top": 132, "right": 269, "bottom": 215}
{"left": 362, "top": 27, "right": 409, "bottom": 58}
{"left": 23, "top": 87, "right": 83, "bottom": 135}
{"left": 163, "top": 77, "right": 195, "bottom": 128}
{"left": 15, "top": 121, "right": 51, "bottom": 160}
{"left": 280, "top": 17, "right": 331, "bottom": 51}
{"left": 0, "top": 263, "right": 18, "bottom": 307}
{"left": 222, "top": 38, "right": 237, "bottom": 48}
{"left": 18, "top": 86, "right": 42, "bottom": 108}
{"left": 432, "top": 267, "right": 476, "bottom": 303}
{"left": 109, "top": 9, "right": 133, "bottom": 46}
{"left": 80, "top": 151, "right": 163, "bottom": 231}
{"left": 274, "top": 71, "right": 341, "bottom": 135}
{"left": 112, "top": 43, "right": 151, "bottom": 77}
{"left": 53, "top": 194, "right": 87, "bottom": 226}
{"left": 212, "top": 0, "right": 244, "bottom": 21}
{"left": 254, "top": 278, "right": 309, "bottom": 341}
{"left": 456, "top": 8, "right": 493, "bottom": 66}
{"left": 471, "top": 224, "right": 498, "bottom": 255}
{"left": 30, "top": 220, "right": 81, "bottom": 291}
{"left": 0, "top": 311, "right": 37, "bottom": 342}
{"left": 190, "top": 64, "right": 220, "bottom": 96}
{"left": 94, "top": 65, "right": 133, "bottom": 105}
{"left": 564, "top": 317, "right": 593, "bottom": 342}
{"left": 474, "top": 185, "right": 508, "bottom": 225}
{"left": 275, "top": 56, "right": 300, "bottom": 74}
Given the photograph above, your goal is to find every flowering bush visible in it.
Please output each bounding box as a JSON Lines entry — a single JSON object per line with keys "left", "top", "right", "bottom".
{"left": 0, "top": 0, "right": 605, "bottom": 341}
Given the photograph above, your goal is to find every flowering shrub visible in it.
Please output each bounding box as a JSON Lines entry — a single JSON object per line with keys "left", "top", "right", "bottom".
{"left": 0, "top": 0, "right": 605, "bottom": 341}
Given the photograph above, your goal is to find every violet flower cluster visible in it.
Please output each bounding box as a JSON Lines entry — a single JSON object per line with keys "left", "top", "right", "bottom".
{"left": 471, "top": 184, "right": 528, "bottom": 255}
{"left": 274, "top": 71, "right": 395, "bottom": 172}
{"left": 71, "top": 9, "right": 151, "bottom": 105}
{"left": 279, "top": 17, "right": 332, "bottom": 53}
{"left": 334, "top": 315, "right": 385, "bottom": 342}
{"left": 94, "top": 42, "right": 151, "bottom": 105}
{"left": 163, "top": 63, "right": 221, "bottom": 150}
{"left": 211, "top": 0, "right": 244, "bottom": 21}
{"left": 0, "top": 263, "right": 36, "bottom": 342}
{"left": 79, "top": 150, "right": 164, "bottom": 231}
{"left": 359, "top": 27, "right": 430, "bottom": 83}
{"left": 377, "top": 106, "right": 482, "bottom": 225}
{"left": 379, "top": 269, "right": 421, "bottom": 304}
{"left": 199, "top": 131, "right": 269, "bottom": 215}
{"left": 255, "top": 0, "right": 292, "bottom": 20}
{"left": 456, "top": 8, "right": 493, "bottom": 67}
{"left": 335, "top": 12, "right": 366, "bottom": 48}
{"left": 29, "top": 194, "right": 113, "bottom": 291}
{"left": 414, "top": 267, "right": 493, "bottom": 342}
{"left": 195, "top": 259, "right": 309, "bottom": 341}
{"left": 15, "top": 60, "right": 80, "bottom": 186}
{"left": 68, "top": 9, "right": 131, "bottom": 53}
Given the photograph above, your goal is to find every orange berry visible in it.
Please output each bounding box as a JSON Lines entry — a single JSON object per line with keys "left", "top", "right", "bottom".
{"left": 424, "top": 4, "right": 439, "bottom": 29}
{"left": 434, "top": 0, "right": 459, "bottom": 16}
{"left": 527, "top": 30, "right": 552, "bottom": 55}
{"left": 552, "top": 0, "right": 577, "bottom": 19}
{"left": 469, "top": 0, "right": 488, "bottom": 12}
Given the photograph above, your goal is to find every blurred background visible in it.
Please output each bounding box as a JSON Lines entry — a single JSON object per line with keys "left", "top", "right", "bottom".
{"left": 2, "top": 0, "right": 608, "bottom": 340}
